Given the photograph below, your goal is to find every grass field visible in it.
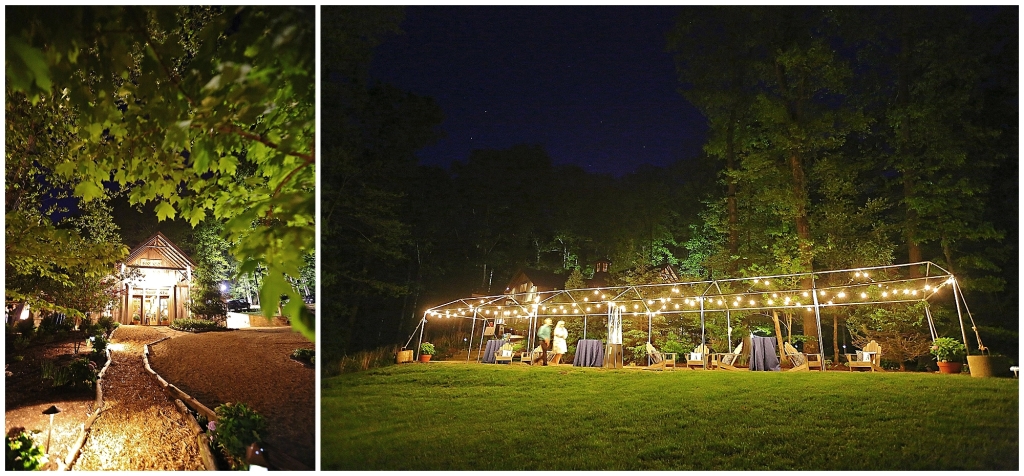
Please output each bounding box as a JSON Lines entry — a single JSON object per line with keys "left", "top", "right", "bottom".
{"left": 322, "top": 363, "right": 1018, "bottom": 470}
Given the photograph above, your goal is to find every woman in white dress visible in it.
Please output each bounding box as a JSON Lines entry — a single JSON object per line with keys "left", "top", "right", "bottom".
{"left": 551, "top": 320, "right": 568, "bottom": 365}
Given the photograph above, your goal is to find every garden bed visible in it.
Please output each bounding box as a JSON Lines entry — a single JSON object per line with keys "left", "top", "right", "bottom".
{"left": 148, "top": 327, "right": 315, "bottom": 470}
{"left": 5, "top": 332, "right": 106, "bottom": 470}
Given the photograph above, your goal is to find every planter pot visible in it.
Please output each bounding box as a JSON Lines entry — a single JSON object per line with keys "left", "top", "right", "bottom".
{"left": 419, "top": 354, "right": 432, "bottom": 363}
{"left": 966, "top": 355, "right": 1012, "bottom": 378}
{"left": 937, "top": 361, "right": 963, "bottom": 374}
{"left": 396, "top": 350, "right": 414, "bottom": 364}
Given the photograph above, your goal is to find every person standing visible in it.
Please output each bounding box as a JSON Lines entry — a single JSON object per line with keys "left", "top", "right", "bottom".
{"left": 551, "top": 320, "right": 568, "bottom": 365}
{"left": 536, "top": 318, "right": 553, "bottom": 366}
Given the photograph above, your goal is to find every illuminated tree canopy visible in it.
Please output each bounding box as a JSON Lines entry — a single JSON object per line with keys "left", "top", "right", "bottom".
{"left": 6, "top": 6, "right": 315, "bottom": 340}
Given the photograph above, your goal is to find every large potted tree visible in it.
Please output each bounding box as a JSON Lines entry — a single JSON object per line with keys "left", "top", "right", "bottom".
{"left": 930, "top": 337, "right": 966, "bottom": 374}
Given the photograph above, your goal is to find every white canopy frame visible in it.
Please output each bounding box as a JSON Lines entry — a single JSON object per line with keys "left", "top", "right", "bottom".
{"left": 411, "top": 262, "right": 985, "bottom": 366}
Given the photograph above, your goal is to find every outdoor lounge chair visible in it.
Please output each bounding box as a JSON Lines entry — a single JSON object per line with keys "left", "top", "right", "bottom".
{"left": 644, "top": 342, "right": 677, "bottom": 371}
{"left": 687, "top": 344, "right": 711, "bottom": 370}
{"left": 711, "top": 341, "right": 746, "bottom": 370}
{"left": 783, "top": 342, "right": 823, "bottom": 372}
{"left": 845, "top": 340, "right": 884, "bottom": 372}
{"left": 494, "top": 342, "right": 515, "bottom": 364}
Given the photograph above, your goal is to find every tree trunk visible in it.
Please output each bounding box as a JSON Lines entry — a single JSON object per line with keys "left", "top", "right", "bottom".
{"left": 788, "top": 150, "right": 819, "bottom": 353}
{"left": 833, "top": 313, "right": 839, "bottom": 365}
{"left": 772, "top": 310, "right": 785, "bottom": 360}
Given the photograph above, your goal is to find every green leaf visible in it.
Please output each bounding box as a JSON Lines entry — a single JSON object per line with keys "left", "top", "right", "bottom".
{"left": 259, "top": 271, "right": 288, "bottom": 323}
{"left": 73, "top": 181, "right": 104, "bottom": 202}
{"left": 155, "top": 201, "right": 176, "bottom": 221}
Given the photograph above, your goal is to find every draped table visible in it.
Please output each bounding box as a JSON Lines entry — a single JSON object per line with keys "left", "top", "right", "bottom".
{"left": 749, "top": 336, "right": 781, "bottom": 371}
{"left": 573, "top": 339, "right": 604, "bottom": 367}
{"left": 481, "top": 339, "right": 507, "bottom": 364}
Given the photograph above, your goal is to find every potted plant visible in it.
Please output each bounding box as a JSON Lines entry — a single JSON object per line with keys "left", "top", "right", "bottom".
{"left": 132, "top": 314, "right": 141, "bottom": 324}
{"left": 931, "top": 337, "right": 966, "bottom": 374}
{"left": 966, "top": 349, "right": 1013, "bottom": 378}
{"left": 419, "top": 342, "right": 436, "bottom": 363}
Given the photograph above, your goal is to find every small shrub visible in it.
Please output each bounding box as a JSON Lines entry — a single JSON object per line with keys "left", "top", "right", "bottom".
{"left": 212, "top": 403, "right": 268, "bottom": 470}
{"left": 37, "top": 313, "right": 74, "bottom": 336}
{"left": 170, "top": 318, "right": 223, "bottom": 333}
{"left": 12, "top": 335, "right": 31, "bottom": 351}
{"left": 291, "top": 348, "right": 315, "bottom": 365}
{"left": 14, "top": 319, "right": 34, "bottom": 338}
{"left": 97, "top": 315, "right": 117, "bottom": 335}
{"left": 5, "top": 429, "right": 47, "bottom": 471}
{"left": 41, "top": 358, "right": 98, "bottom": 390}
{"left": 334, "top": 346, "right": 398, "bottom": 375}
{"left": 90, "top": 334, "right": 108, "bottom": 357}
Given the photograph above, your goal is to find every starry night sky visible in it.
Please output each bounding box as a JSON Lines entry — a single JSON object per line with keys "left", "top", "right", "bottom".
{"left": 369, "top": 6, "right": 707, "bottom": 177}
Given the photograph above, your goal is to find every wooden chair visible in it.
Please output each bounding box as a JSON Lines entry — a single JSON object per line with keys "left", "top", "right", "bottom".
{"left": 644, "top": 342, "right": 677, "bottom": 371}
{"left": 687, "top": 344, "right": 711, "bottom": 370}
{"left": 784, "top": 342, "right": 822, "bottom": 372}
{"left": 845, "top": 340, "right": 884, "bottom": 372}
{"left": 494, "top": 342, "right": 515, "bottom": 364}
{"left": 712, "top": 342, "right": 747, "bottom": 371}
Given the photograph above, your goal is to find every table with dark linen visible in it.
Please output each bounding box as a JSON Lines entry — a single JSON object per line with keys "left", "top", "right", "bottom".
{"left": 573, "top": 339, "right": 604, "bottom": 367}
{"left": 749, "top": 335, "right": 781, "bottom": 371}
{"left": 481, "top": 339, "right": 507, "bottom": 364}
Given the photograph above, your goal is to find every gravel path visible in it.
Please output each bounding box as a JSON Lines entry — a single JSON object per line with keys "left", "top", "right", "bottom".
{"left": 72, "top": 326, "right": 204, "bottom": 471}
{"left": 149, "top": 327, "right": 315, "bottom": 469}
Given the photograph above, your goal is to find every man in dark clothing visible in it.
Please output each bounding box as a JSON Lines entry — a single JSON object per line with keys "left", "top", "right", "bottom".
{"left": 537, "top": 318, "right": 553, "bottom": 366}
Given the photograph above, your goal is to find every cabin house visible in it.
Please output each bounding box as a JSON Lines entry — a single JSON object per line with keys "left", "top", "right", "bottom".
{"left": 504, "top": 268, "right": 566, "bottom": 304}
{"left": 111, "top": 232, "right": 196, "bottom": 325}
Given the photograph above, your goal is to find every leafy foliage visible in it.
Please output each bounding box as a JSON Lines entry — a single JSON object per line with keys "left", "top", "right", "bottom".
{"left": 930, "top": 337, "right": 967, "bottom": 363}
{"left": 6, "top": 6, "right": 315, "bottom": 341}
{"left": 5, "top": 430, "right": 47, "bottom": 471}
{"left": 40, "top": 357, "right": 98, "bottom": 390}
{"left": 170, "top": 317, "right": 223, "bottom": 333}
{"left": 212, "top": 402, "right": 268, "bottom": 470}
{"left": 291, "top": 348, "right": 315, "bottom": 365}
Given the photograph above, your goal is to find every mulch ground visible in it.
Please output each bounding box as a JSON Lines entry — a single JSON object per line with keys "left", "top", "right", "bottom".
{"left": 148, "top": 327, "right": 315, "bottom": 470}
{"left": 74, "top": 325, "right": 204, "bottom": 471}
{"left": 5, "top": 333, "right": 102, "bottom": 470}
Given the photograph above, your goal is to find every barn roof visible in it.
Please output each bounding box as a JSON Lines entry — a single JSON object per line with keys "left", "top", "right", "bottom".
{"left": 506, "top": 268, "right": 566, "bottom": 292}
{"left": 124, "top": 232, "right": 197, "bottom": 270}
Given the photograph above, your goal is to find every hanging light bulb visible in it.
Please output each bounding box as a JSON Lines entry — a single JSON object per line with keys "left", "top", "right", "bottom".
{"left": 837, "top": 292, "right": 846, "bottom": 298}
{"left": 860, "top": 292, "right": 867, "bottom": 299}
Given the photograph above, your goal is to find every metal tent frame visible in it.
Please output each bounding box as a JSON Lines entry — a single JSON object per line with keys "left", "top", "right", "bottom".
{"left": 409, "top": 262, "right": 985, "bottom": 366}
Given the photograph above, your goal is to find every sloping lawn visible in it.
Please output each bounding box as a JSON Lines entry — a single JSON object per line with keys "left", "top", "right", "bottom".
{"left": 322, "top": 364, "right": 1018, "bottom": 470}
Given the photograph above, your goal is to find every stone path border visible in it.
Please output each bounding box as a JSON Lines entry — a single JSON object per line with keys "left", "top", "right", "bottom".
{"left": 145, "top": 334, "right": 313, "bottom": 471}
{"left": 143, "top": 336, "right": 218, "bottom": 470}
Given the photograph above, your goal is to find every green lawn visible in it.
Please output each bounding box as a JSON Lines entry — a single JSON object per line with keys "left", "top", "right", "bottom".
{"left": 322, "top": 363, "right": 1018, "bottom": 470}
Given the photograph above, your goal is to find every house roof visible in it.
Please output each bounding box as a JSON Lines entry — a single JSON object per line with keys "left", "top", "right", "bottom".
{"left": 124, "top": 232, "right": 197, "bottom": 270}
{"left": 506, "top": 268, "right": 566, "bottom": 292}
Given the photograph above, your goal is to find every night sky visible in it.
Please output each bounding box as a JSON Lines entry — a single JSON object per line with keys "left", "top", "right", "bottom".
{"left": 369, "top": 6, "right": 707, "bottom": 177}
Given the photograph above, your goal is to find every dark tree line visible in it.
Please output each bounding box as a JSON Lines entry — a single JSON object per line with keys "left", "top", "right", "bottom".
{"left": 321, "top": 6, "right": 1016, "bottom": 366}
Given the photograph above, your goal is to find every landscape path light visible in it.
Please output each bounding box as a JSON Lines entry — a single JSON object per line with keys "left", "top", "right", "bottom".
{"left": 42, "top": 405, "right": 61, "bottom": 453}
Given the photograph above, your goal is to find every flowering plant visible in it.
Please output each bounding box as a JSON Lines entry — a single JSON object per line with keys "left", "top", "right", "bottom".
{"left": 930, "top": 337, "right": 967, "bottom": 362}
